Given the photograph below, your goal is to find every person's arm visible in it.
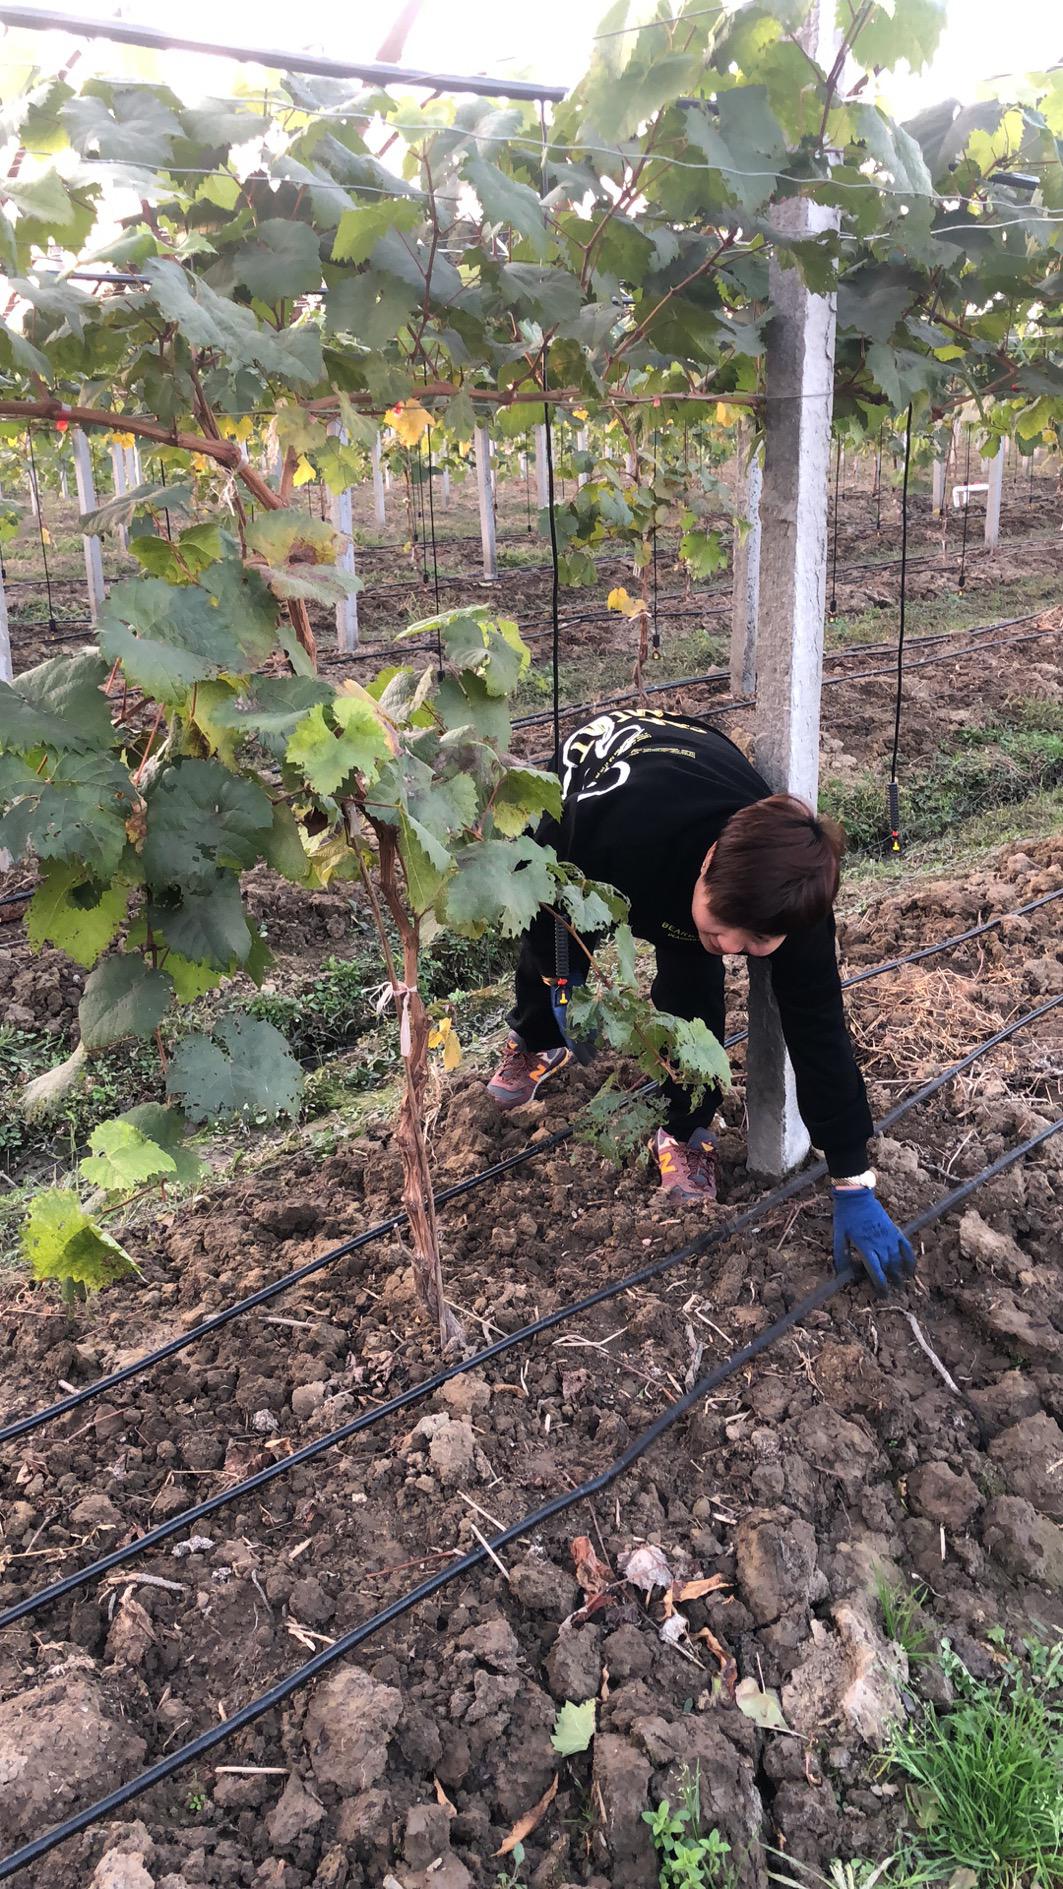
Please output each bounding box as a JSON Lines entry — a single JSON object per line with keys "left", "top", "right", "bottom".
{"left": 768, "top": 915, "right": 914, "bottom": 1294}
{"left": 767, "top": 911, "right": 872, "bottom": 1177}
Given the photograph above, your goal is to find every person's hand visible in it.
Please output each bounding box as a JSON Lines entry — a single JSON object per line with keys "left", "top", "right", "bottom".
{"left": 832, "top": 1185, "right": 915, "bottom": 1295}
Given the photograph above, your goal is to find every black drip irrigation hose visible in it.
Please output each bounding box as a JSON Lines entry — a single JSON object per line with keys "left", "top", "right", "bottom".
{"left": 2, "top": 987, "right": 1060, "bottom": 1631}
{"left": 3, "top": 1113, "right": 1061, "bottom": 1883}
{"left": 1, "top": 894, "right": 1060, "bottom": 1451}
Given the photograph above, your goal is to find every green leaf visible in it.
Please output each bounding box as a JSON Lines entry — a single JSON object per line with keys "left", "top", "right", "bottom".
{"left": 22, "top": 1188, "right": 137, "bottom": 1293}
{"left": 397, "top": 810, "right": 451, "bottom": 914}
{"left": 853, "top": 0, "right": 946, "bottom": 76}
{"left": 492, "top": 765, "right": 562, "bottom": 839}
{"left": 684, "top": 88, "right": 787, "bottom": 213}
{"left": 231, "top": 218, "right": 324, "bottom": 301}
{"left": 435, "top": 671, "right": 512, "bottom": 745}
{"left": 287, "top": 694, "right": 392, "bottom": 796}
{"left": 550, "top": 1698, "right": 596, "bottom": 1756}
{"left": 26, "top": 863, "right": 128, "bottom": 968}
{"left": 81, "top": 1116, "right": 178, "bottom": 1191}
{"left": 120, "top": 1102, "right": 202, "bottom": 1185}
{"left": 212, "top": 674, "right": 335, "bottom": 739}
{"left": 261, "top": 801, "right": 315, "bottom": 884}
{"left": 98, "top": 566, "right": 278, "bottom": 704}
{"left": 81, "top": 479, "right": 192, "bottom": 540}
{"left": 0, "top": 650, "right": 114, "bottom": 755}
{"left": 331, "top": 197, "right": 421, "bottom": 263}
{"left": 849, "top": 104, "right": 933, "bottom": 197}
{"left": 0, "top": 750, "right": 133, "bottom": 878}
{"left": 245, "top": 508, "right": 339, "bottom": 565}
{"left": 464, "top": 156, "right": 551, "bottom": 259}
{"left": 79, "top": 953, "right": 172, "bottom": 1050}
{"left": 556, "top": 876, "right": 629, "bottom": 935}
{"left": 63, "top": 86, "right": 182, "bottom": 162}
{"left": 142, "top": 759, "right": 274, "bottom": 890}
{"left": 152, "top": 875, "right": 254, "bottom": 971}
{"left": 325, "top": 270, "right": 419, "bottom": 348}
{"left": 866, "top": 341, "right": 939, "bottom": 412}
{"left": 735, "top": 1677, "right": 792, "bottom": 1733}
{"left": 144, "top": 259, "right": 323, "bottom": 384}
{"left": 166, "top": 1014, "right": 303, "bottom": 1123}
{"left": 445, "top": 834, "right": 556, "bottom": 939}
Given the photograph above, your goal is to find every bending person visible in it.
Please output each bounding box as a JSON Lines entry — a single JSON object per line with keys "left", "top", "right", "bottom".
{"left": 487, "top": 709, "right": 914, "bottom": 1294}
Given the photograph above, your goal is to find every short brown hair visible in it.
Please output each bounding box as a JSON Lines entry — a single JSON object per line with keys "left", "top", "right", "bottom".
{"left": 704, "top": 794, "right": 843, "bottom": 935}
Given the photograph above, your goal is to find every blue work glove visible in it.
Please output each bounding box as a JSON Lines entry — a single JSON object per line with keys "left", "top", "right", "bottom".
{"left": 832, "top": 1185, "right": 916, "bottom": 1296}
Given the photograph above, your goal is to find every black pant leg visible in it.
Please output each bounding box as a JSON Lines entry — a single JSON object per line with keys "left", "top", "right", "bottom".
{"left": 507, "top": 908, "right": 563, "bottom": 1049}
{"left": 650, "top": 942, "right": 727, "bottom": 1139}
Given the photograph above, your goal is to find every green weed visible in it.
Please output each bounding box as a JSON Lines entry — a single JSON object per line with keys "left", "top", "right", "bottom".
{"left": 644, "top": 1765, "right": 732, "bottom": 1889}
{"left": 884, "top": 1637, "right": 1063, "bottom": 1886}
{"left": 874, "top": 1570, "right": 934, "bottom": 1666}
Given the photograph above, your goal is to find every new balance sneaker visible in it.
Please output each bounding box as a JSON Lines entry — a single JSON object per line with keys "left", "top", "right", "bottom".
{"left": 487, "top": 1036, "right": 571, "bottom": 1110}
{"left": 652, "top": 1126, "right": 719, "bottom": 1202}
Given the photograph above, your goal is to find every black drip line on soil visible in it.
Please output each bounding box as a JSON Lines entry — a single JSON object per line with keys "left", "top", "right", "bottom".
{"left": 2, "top": 906, "right": 1060, "bottom": 1455}
{"left": 887, "top": 403, "right": 913, "bottom": 855}
{"left": 2, "top": 1110, "right": 1060, "bottom": 1883}
{"left": 25, "top": 431, "right": 57, "bottom": 637}
{"left": 958, "top": 429, "right": 972, "bottom": 592}
{"left": 3, "top": 989, "right": 1060, "bottom": 1644}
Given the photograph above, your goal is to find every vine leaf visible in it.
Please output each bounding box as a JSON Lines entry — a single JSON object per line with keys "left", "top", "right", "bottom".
{"left": 166, "top": 1015, "right": 304, "bottom": 1122}
{"left": 231, "top": 218, "right": 324, "bottom": 301}
{"left": 550, "top": 1698, "right": 596, "bottom": 1756}
{"left": 142, "top": 759, "right": 274, "bottom": 889}
{"left": 144, "top": 259, "right": 324, "bottom": 383}
{"left": 287, "top": 695, "right": 393, "bottom": 797}
{"left": 491, "top": 765, "right": 562, "bottom": 839}
{"left": 22, "top": 1189, "right": 138, "bottom": 1293}
{"left": 26, "top": 862, "right": 129, "bottom": 969}
{"left": 79, "top": 953, "right": 172, "bottom": 1051}
{"left": 0, "top": 751, "right": 133, "bottom": 878}
{"left": 0, "top": 650, "right": 114, "bottom": 753}
{"left": 332, "top": 198, "right": 421, "bottom": 264}
{"left": 444, "top": 835, "right": 556, "bottom": 938}
{"left": 150, "top": 875, "right": 254, "bottom": 972}
{"left": 81, "top": 1117, "right": 179, "bottom": 1191}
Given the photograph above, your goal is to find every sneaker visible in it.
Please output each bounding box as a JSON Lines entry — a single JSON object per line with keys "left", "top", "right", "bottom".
{"left": 487, "top": 1037, "right": 571, "bottom": 1110}
{"left": 652, "top": 1127, "right": 719, "bottom": 1201}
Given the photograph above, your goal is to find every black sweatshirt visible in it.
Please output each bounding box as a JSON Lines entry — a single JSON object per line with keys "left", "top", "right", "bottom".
{"left": 538, "top": 708, "right": 873, "bottom": 1177}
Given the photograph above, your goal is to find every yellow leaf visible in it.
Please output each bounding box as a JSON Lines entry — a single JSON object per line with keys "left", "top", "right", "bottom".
{"left": 191, "top": 453, "right": 211, "bottom": 473}
{"left": 292, "top": 454, "right": 315, "bottom": 488}
{"left": 234, "top": 414, "right": 253, "bottom": 442}
{"left": 109, "top": 429, "right": 136, "bottom": 448}
{"left": 607, "top": 585, "right": 646, "bottom": 619}
{"left": 444, "top": 1028, "right": 461, "bottom": 1071}
{"left": 715, "top": 402, "right": 741, "bottom": 428}
{"left": 573, "top": 407, "right": 589, "bottom": 422}
{"left": 40, "top": 526, "right": 51, "bottom": 546}
{"left": 386, "top": 399, "right": 434, "bottom": 448}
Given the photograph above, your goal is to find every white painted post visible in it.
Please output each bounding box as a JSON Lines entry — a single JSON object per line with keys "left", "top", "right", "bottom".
{"left": 72, "top": 430, "right": 106, "bottom": 624}
{"left": 746, "top": 12, "right": 839, "bottom": 1179}
{"left": 58, "top": 465, "right": 69, "bottom": 501}
{"left": 576, "top": 425, "right": 590, "bottom": 488}
{"left": 441, "top": 466, "right": 451, "bottom": 508}
{"left": 124, "top": 442, "right": 142, "bottom": 489}
{"left": 985, "top": 445, "right": 1004, "bottom": 550}
{"left": 371, "top": 433, "right": 386, "bottom": 528}
{"left": 931, "top": 453, "right": 946, "bottom": 517}
{"left": 109, "top": 442, "right": 129, "bottom": 552}
{"left": 475, "top": 425, "right": 497, "bottom": 579}
{"left": 0, "top": 560, "right": 11, "bottom": 684}
{"left": 26, "top": 456, "right": 41, "bottom": 525}
{"left": 535, "top": 424, "right": 550, "bottom": 511}
{"left": 384, "top": 463, "right": 392, "bottom": 492}
{"left": 729, "top": 445, "right": 762, "bottom": 699}
{"left": 326, "top": 421, "right": 358, "bottom": 652}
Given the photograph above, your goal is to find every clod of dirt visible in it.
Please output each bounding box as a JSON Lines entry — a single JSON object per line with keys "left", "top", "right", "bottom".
{"left": 407, "top": 1412, "right": 483, "bottom": 1486}
{"left": 403, "top": 1801, "right": 453, "bottom": 1870}
{"left": 956, "top": 1286, "right": 1063, "bottom": 1362}
{"left": 959, "top": 1208, "right": 1028, "bottom": 1275}
{"left": 291, "top": 1381, "right": 327, "bottom": 1421}
{"left": 0, "top": 1670, "right": 147, "bottom": 1846}
{"left": 303, "top": 1665, "right": 403, "bottom": 1793}
{"left": 981, "top": 1496, "right": 1063, "bottom": 1592}
{"left": 544, "top": 1624, "right": 602, "bottom": 1701}
{"left": 787, "top": 1408, "right": 884, "bottom": 1499}
{"left": 105, "top": 1595, "right": 156, "bottom": 1669}
{"left": 989, "top": 1413, "right": 1063, "bottom": 1518}
{"left": 508, "top": 1553, "right": 581, "bottom": 1618}
{"left": 265, "top": 1772, "right": 327, "bottom": 1848}
{"left": 89, "top": 1853, "right": 155, "bottom": 1889}
{"left": 907, "top": 1461, "right": 982, "bottom": 1529}
{"left": 782, "top": 1600, "right": 908, "bottom": 1746}
{"left": 592, "top": 1732, "right": 655, "bottom": 1881}
{"left": 71, "top": 1492, "right": 122, "bottom": 1533}
{"left": 735, "top": 1508, "right": 818, "bottom": 1625}
{"left": 403, "top": 1858, "right": 474, "bottom": 1889}
{"left": 969, "top": 1370, "right": 1042, "bottom": 1432}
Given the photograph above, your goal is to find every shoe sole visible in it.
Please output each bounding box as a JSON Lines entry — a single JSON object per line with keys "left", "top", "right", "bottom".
{"left": 487, "top": 1051, "right": 571, "bottom": 1110}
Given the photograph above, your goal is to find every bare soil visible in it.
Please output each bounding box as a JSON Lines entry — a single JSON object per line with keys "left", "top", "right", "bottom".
{"left": 1, "top": 839, "right": 1062, "bottom": 1889}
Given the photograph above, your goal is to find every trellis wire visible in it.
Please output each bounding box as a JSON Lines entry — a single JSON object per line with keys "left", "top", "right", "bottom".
{"left": 2, "top": 1113, "right": 1059, "bottom": 1881}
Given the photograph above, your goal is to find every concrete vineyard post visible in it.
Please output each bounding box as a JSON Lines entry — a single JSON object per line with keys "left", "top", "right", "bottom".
{"left": 26, "top": 454, "right": 40, "bottom": 525}
{"left": 535, "top": 424, "right": 549, "bottom": 511}
{"left": 985, "top": 445, "right": 1004, "bottom": 549}
{"left": 475, "top": 424, "right": 497, "bottom": 579}
{"left": 327, "top": 425, "right": 359, "bottom": 653}
{"left": 576, "top": 425, "right": 589, "bottom": 488}
{"left": 747, "top": 0, "right": 839, "bottom": 1178}
{"left": 109, "top": 442, "right": 129, "bottom": 552}
{"left": 441, "top": 466, "right": 451, "bottom": 508}
{"left": 71, "top": 429, "right": 106, "bottom": 624}
{"left": 730, "top": 444, "right": 762, "bottom": 700}
{"left": 371, "top": 433, "right": 386, "bottom": 527}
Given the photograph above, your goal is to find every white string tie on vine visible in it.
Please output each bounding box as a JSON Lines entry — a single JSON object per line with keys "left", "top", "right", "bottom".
{"left": 370, "top": 981, "right": 418, "bottom": 1057}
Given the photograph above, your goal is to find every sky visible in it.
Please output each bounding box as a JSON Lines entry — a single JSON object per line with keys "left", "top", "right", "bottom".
{"left": 2, "top": 0, "right": 1059, "bottom": 113}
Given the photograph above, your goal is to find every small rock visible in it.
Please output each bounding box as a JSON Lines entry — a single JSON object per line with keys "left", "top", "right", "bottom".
{"left": 265, "top": 1773, "right": 326, "bottom": 1848}
{"left": 602, "top": 1625, "right": 652, "bottom": 1684}
{"left": 292, "top": 1382, "right": 326, "bottom": 1422}
{"left": 907, "top": 1462, "right": 981, "bottom": 1529}
{"left": 171, "top": 1535, "right": 214, "bottom": 1558}
{"left": 404, "top": 1801, "right": 452, "bottom": 1870}
{"left": 71, "top": 1493, "right": 122, "bottom": 1533}
{"left": 981, "top": 1495, "right": 1063, "bottom": 1592}
{"left": 304, "top": 1666, "right": 402, "bottom": 1793}
{"left": 313, "top": 1847, "right": 349, "bottom": 1889}
{"left": 457, "top": 1617, "right": 520, "bottom": 1672}
{"left": 545, "top": 1625, "right": 602, "bottom": 1703}
{"left": 252, "top": 1409, "right": 280, "bottom": 1435}
{"left": 439, "top": 1374, "right": 490, "bottom": 1419}
{"left": 90, "top": 1855, "right": 154, "bottom": 1889}
{"left": 783, "top": 1600, "right": 908, "bottom": 1746}
{"left": 105, "top": 1597, "right": 155, "bottom": 1669}
{"left": 428, "top": 1417, "right": 477, "bottom": 1486}
{"left": 289, "top": 1576, "right": 336, "bottom": 1627}
{"left": 735, "top": 1507, "right": 818, "bottom": 1625}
